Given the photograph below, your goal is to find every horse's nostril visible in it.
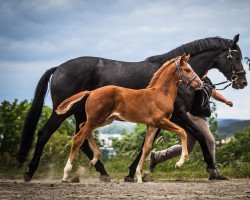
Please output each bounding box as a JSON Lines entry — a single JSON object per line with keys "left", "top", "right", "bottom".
{"left": 242, "top": 81, "right": 248, "bottom": 86}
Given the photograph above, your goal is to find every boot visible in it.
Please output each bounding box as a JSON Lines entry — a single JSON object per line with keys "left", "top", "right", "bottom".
{"left": 149, "top": 151, "right": 157, "bottom": 173}
{"left": 207, "top": 168, "right": 229, "bottom": 180}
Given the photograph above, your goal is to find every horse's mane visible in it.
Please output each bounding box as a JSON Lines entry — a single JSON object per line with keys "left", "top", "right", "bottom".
{"left": 145, "top": 37, "right": 242, "bottom": 64}
{"left": 147, "top": 58, "right": 176, "bottom": 88}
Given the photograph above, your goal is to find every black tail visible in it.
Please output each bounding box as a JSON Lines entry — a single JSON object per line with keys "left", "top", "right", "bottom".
{"left": 16, "top": 67, "right": 57, "bottom": 164}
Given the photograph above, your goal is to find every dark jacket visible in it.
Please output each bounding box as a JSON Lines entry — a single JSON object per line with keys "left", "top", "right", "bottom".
{"left": 190, "top": 77, "right": 215, "bottom": 117}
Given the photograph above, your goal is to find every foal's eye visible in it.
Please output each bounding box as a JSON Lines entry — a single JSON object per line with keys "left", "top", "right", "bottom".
{"left": 184, "top": 69, "right": 191, "bottom": 73}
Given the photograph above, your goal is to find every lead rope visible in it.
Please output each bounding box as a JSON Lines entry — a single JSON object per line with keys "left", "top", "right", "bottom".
{"left": 213, "top": 80, "right": 231, "bottom": 91}
{"left": 201, "top": 88, "right": 210, "bottom": 109}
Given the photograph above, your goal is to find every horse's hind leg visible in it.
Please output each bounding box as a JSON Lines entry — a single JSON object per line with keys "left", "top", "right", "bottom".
{"left": 157, "top": 118, "right": 189, "bottom": 168}
{"left": 24, "top": 112, "right": 67, "bottom": 182}
{"left": 136, "top": 126, "right": 158, "bottom": 183}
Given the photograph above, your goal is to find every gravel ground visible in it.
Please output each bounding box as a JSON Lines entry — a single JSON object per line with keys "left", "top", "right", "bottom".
{"left": 0, "top": 179, "right": 250, "bottom": 200}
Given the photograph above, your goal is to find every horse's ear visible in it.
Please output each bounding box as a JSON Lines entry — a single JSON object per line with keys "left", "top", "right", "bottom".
{"left": 231, "top": 34, "right": 240, "bottom": 47}
{"left": 180, "top": 53, "right": 186, "bottom": 65}
{"left": 185, "top": 54, "right": 190, "bottom": 63}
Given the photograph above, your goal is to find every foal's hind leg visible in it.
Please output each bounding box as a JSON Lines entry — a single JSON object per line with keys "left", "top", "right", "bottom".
{"left": 75, "top": 113, "right": 110, "bottom": 181}
{"left": 157, "top": 118, "right": 189, "bottom": 168}
{"left": 136, "top": 126, "right": 158, "bottom": 183}
{"left": 87, "top": 134, "right": 101, "bottom": 167}
{"left": 62, "top": 123, "right": 93, "bottom": 182}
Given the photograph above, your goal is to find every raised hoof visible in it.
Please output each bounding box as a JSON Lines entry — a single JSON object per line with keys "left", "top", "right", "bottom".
{"left": 124, "top": 176, "right": 135, "bottom": 182}
{"left": 24, "top": 172, "right": 32, "bottom": 182}
{"left": 69, "top": 175, "right": 80, "bottom": 183}
{"left": 61, "top": 179, "right": 69, "bottom": 183}
{"left": 99, "top": 175, "right": 111, "bottom": 182}
{"left": 175, "top": 163, "right": 181, "bottom": 169}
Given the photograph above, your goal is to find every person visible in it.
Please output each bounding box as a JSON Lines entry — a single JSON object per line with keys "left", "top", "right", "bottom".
{"left": 149, "top": 75, "right": 233, "bottom": 180}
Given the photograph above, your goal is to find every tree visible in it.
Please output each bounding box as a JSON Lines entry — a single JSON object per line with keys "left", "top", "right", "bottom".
{"left": 111, "top": 124, "right": 179, "bottom": 156}
{"left": 216, "top": 126, "right": 250, "bottom": 166}
{"left": 0, "top": 99, "right": 75, "bottom": 167}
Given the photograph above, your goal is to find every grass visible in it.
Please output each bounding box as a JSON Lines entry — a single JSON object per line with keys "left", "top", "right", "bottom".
{"left": 0, "top": 154, "right": 249, "bottom": 181}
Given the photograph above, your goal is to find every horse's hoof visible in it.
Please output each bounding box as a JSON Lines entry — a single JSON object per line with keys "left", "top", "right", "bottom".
{"left": 61, "top": 179, "right": 69, "bottom": 183}
{"left": 99, "top": 175, "right": 111, "bottom": 182}
{"left": 124, "top": 176, "right": 135, "bottom": 182}
{"left": 69, "top": 175, "right": 80, "bottom": 183}
{"left": 24, "top": 172, "right": 32, "bottom": 182}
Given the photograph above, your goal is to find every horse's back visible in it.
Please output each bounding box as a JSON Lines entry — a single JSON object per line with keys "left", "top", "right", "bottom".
{"left": 50, "top": 56, "right": 155, "bottom": 108}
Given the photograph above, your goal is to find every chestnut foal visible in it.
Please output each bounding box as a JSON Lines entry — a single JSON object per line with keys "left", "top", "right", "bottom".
{"left": 56, "top": 54, "right": 203, "bottom": 183}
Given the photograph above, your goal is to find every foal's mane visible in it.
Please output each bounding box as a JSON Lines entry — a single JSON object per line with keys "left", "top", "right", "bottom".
{"left": 147, "top": 58, "right": 176, "bottom": 88}
{"left": 145, "top": 37, "right": 242, "bottom": 65}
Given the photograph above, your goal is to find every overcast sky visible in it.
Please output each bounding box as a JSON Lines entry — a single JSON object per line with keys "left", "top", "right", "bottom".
{"left": 0, "top": 0, "right": 249, "bottom": 119}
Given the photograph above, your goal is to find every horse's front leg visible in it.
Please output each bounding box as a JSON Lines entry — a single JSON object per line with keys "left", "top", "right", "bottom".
{"left": 136, "top": 126, "right": 158, "bottom": 183}
{"left": 157, "top": 118, "right": 189, "bottom": 168}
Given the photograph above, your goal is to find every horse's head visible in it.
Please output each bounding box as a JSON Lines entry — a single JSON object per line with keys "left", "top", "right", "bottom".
{"left": 215, "top": 34, "right": 247, "bottom": 89}
{"left": 177, "top": 54, "right": 203, "bottom": 90}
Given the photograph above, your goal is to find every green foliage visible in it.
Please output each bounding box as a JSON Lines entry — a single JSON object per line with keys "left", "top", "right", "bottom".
{"left": 0, "top": 99, "right": 30, "bottom": 160}
{"left": 209, "top": 101, "right": 219, "bottom": 139}
{"left": 111, "top": 124, "right": 179, "bottom": 156}
{"left": 216, "top": 126, "right": 250, "bottom": 166}
{"left": 0, "top": 99, "right": 75, "bottom": 168}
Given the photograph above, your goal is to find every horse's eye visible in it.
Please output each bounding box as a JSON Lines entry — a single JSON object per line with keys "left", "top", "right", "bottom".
{"left": 184, "top": 69, "right": 191, "bottom": 73}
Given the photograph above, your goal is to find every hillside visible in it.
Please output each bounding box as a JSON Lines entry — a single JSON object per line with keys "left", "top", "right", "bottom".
{"left": 97, "top": 119, "right": 250, "bottom": 139}
{"left": 217, "top": 119, "right": 250, "bottom": 137}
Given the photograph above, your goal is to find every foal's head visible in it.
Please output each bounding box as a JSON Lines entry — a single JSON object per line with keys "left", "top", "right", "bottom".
{"left": 176, "top": 54, "right": 203, "bottom": 90}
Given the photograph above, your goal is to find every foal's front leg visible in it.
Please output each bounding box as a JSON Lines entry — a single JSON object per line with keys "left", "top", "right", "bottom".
{"left": 157, "top": 118, "right": 189, "bottom": 168}
{"left": 136, "top": 126, "right": 158, "bottom": 183}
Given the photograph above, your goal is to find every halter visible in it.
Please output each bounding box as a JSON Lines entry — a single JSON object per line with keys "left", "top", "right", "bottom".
{"left": 175, "top": 59, "right": 197, "bottom": 84}
{"left": 215, "top": 48, "right": 246, "bottom": 90}
{"left": 227, "top": 48, "right": 246, "bottom": 82}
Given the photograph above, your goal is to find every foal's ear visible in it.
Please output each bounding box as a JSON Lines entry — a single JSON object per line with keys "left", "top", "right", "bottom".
{"left": 180, "top": 53, "right": 186, "bottom": 65}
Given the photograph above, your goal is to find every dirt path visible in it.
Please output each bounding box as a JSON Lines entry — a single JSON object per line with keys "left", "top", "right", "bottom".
{"left": 0, "top": 179, "right": 249, "bottom": 200}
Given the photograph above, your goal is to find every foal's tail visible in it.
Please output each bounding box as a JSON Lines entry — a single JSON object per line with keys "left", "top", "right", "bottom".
{"left": 56, "top": 91, "right": 91, "bottom": 115}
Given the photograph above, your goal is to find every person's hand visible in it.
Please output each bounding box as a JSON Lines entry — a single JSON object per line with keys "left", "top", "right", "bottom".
{"left": 226, "top": 100, "right": 233, "bottom": 107}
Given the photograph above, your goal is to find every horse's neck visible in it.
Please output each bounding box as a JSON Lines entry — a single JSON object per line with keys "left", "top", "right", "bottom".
{"left": 190, "top": 49, "right": 223, "bottom": 77}
{"left": 151, "top": 65, "right": 179, "bottom": 97}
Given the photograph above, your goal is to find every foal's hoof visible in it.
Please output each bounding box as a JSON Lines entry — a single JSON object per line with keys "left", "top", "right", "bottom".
{"left": 124, "top": 176, "right": 135, "bottom": 182}
{"left": 175, "top": 163, "right": 181, "bottom": 169}
{"left": 24, "top": 172, "right": 32, "bottom": 182}
{"left": 69, "top": 175, "right": 80, "bottom": 183}
{"left": 99, "top": 175, "right": 111, "bottom": 182}
{"left": 142, "top": 173, "right": 154, "bottom": 182}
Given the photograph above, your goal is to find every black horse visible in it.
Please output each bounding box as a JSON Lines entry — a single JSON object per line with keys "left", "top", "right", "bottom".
{"left": 17, "top": 35, "right": 247, "bottom": 182}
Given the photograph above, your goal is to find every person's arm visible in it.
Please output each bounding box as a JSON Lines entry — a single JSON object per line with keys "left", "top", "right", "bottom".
{"left": 211, "top": 89, "right": 233, "bottom": 107}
